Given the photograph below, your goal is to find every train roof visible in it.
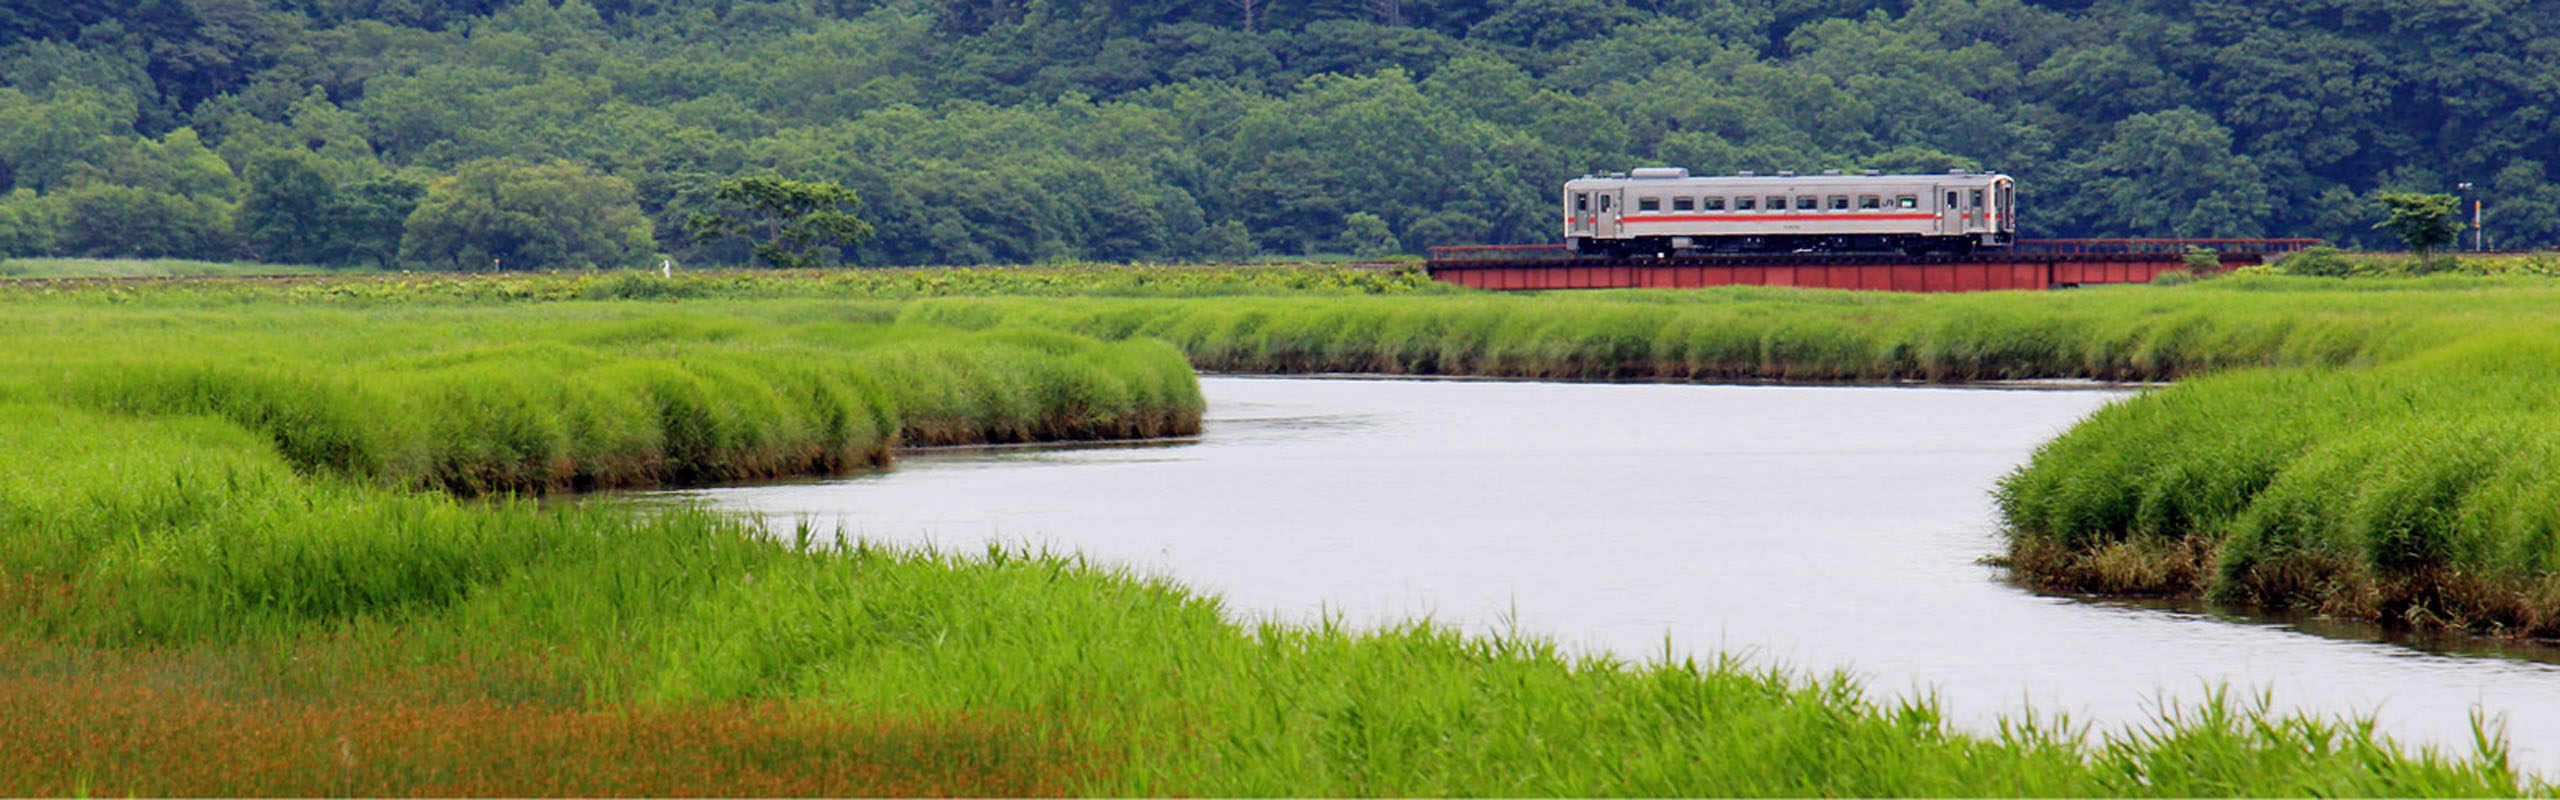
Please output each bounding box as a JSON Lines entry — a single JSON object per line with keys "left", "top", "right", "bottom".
{"left": 1566, "top": 168, "right": 2009, "bottom": 188}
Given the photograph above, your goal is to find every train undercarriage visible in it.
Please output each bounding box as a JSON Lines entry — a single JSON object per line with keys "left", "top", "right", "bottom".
{"left": 1568, "top": 234, "right": 2004, "bottom": 259}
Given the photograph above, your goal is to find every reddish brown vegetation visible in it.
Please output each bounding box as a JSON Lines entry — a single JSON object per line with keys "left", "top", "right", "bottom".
{"left": 2005, "top": 534, "right": 2217, "bottom": 597}
{"left": 0, "top": 640, "right": 1086, "bottom": 797}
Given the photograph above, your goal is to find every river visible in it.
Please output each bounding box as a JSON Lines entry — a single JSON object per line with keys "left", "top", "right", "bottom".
{"left": 656, "top": 376, "right": 2560, "bottom": 767}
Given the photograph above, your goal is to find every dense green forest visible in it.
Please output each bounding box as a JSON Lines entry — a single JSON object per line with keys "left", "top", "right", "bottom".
{"left": 1, "top": 0, "right": 2555, "bottom": 268}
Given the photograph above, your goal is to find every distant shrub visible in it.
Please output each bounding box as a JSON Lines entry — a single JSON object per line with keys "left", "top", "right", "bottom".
{"left": 581, "top": 272, "right": 709, "bottom": 300}
{"left": 2181, "top": 246, "right": 2219, "bottom": 270}
{"left": 2149, "top": 269, "right": 2199, "bottom": 286}
{"left": 2274, "top": 246, "right": 2355, "bottom": 277}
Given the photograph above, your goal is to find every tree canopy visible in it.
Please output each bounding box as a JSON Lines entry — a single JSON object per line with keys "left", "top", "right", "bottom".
{"left": 0, "top": 0, "right": 2552, "bottom": 268}
{"left": 689, "top": 175, "right": 874, "bottom": 269}
{"left": 2372, "top": 192, "right": 2463, "bottom": 260}
{"left": 400, "top": 158, "right": 652, "bottom": 270}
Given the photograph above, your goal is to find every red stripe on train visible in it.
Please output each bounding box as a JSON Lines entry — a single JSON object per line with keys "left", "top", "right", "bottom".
{"left": 1619, "top": 213, "right": 1942, "bottom": 223}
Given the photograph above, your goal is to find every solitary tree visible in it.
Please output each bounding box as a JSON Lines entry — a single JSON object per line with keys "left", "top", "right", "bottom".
{"left": 1335, "top": 211, "right": 1401, "bottom": 258}
{"left": 400, "top": 159, "right": 654, "bottom": 271}
{"left": 687, "top": 175, "right": 873, "bottom": 269}
{"left": 2372, "top": 191, "right": 2464, "bottom": 263}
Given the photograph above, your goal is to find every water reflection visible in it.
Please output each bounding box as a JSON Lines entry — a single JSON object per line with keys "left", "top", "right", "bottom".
{"left": 653, "top": 376, "right": 2560, "bottom": 769}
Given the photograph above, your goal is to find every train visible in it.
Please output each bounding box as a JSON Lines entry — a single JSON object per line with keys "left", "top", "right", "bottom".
{"left": 1563, "top": 168, "right": 2014, "bottom": 257}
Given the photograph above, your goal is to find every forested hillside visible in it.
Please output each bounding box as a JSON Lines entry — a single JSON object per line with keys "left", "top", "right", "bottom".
{"left": 1, "top": 0, "right": 2555, "bottom": 268}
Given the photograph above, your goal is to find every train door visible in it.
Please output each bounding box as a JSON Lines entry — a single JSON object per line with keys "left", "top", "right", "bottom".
{"left": 1594, "top": 190, "right": 1622, "bottom": 239}
{"left": 1568, "top": 191, "right": 1595, "bottom": 237}
{"left": 1937, "top": 185, "right": 1962, "bottom": 235}
{"left": 1965, "top": 187, "right": 1988, "bottom": 234}
{"left": 1994, "top": 179, "right": 2015, "bottom": 236}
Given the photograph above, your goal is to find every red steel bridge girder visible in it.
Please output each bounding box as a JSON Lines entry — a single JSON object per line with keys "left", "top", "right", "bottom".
{"left": 1423, "top": 239, "right": 2319, "bottom": 293}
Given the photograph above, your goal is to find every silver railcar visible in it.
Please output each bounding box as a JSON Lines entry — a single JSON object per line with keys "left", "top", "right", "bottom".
{"left": 1564, "top": 168, "right": 2015, "bottom": 256}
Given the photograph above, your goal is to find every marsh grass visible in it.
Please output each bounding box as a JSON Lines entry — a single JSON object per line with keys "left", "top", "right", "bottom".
{"left": 0, "top": 409, "right": 2535, "bottom": 795}
{"left": 0, "top": 257, "right": 337, "bottom": 278}
{"left": 2271, "top": 248, "right": 2560, "bottom": 278}
{"left": 1999, "top": 325, "right": 2560, "bottom": 637}
{"left": 895, "top": 276, "right": 2547, "bottom": 383}
{"left": 0, "top": 262, "right": 1446, "bottom": 304}
{"left": 0, "top": 275, "right": 2554, "bottom": 794}
{"left": 0, "top": 638, "right": 1081, "bottom": 797}
{"left": 0, "top": 299, "right": 1200, "bottom": 494}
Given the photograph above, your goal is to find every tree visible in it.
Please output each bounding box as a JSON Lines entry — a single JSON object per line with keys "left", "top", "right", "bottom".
{"left": 322, "top": 174, "right": 424, "bottom": 269}
{"left": 2372, "top": 191, "right": 2462, "bottom": 260}
{"left": 0, "top": 82, "right": 136, "bottom": 193}
{"left": 686, "top": 175, "right": 874, "bottom": 269}
{"left": 2055, "top": 109, "right": 2272, "bottom": 237}
{"left": 1336, "top": 211, "right": 1402, "bottom": 257}
{"left": 52, "top": 183, "right": 237, "bottom": 259}
{"left": 239, "top": 149, "right": 333, "bottom": 264}
{"left": 0, "top": 188, "right": 55, "bottom": 256}
{"left": 1192, "top": 219, "right": 1258, "bottom": 261}
{"left": 2487, "top": 161, "right": 2560, "bottom": 250}
{"left": 400, "top": 158, "right": 653, "bottom": 270}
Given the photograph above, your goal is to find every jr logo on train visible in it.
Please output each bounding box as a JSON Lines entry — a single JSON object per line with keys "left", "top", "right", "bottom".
{"left": 1564, "top": 167, "right": 2015, "bottom": 258}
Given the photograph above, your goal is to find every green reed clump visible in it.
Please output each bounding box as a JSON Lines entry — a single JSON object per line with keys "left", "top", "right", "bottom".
{"left": 1999, "top": 325, "right": 2560, "bottom": 634}
{"left": 0, "top": 299, "right": 1201, "bottom": 494}
{"left": 1, "top": 263, "right": 1448, "bottom": 306}
{"left": 896, "top": 277, "right": 2519, "bottom": 383}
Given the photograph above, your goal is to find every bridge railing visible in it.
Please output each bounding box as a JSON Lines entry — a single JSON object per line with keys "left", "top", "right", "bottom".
{"left": 2011, "top": 238, "right": 2323, "bottom": 256}
{"left": 1428, "top": 244, "right": 1570, "bottom": 263}
{"left": 1429, "top": 239, "right": 2326, "bottom": 264}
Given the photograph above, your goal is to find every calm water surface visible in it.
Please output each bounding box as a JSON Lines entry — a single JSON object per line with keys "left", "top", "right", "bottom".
{"left": 660, "top": 377, "right": 2560, "bottom": 767}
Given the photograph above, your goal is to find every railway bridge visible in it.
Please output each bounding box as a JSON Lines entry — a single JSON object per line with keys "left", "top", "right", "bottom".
{"left": 1424, "top": 239, "right": 2320, "bottom": 292}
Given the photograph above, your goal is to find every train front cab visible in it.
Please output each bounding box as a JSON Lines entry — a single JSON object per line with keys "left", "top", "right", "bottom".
{"left": 1564, "top": 183, "right": 1622, "bottom": 253}
{"left": 1932, "top": 175, "right": 2015, "bottom": 251}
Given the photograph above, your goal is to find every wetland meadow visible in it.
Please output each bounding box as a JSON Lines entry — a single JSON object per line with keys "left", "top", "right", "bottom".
{"left": 4, "top": 263, "right": 2560, "bottom": 795}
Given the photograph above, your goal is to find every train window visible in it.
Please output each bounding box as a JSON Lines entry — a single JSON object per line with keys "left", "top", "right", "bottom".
{"left": 1896, "top": 195, "right": 1918, "bottom": 209}
{"left": 1970, "top": 189, "right": 1984, "bottom": 209}
{"left": 1599, "top": 195, "right": 1613, "bottom": 212}
{"left": 1638, "top": 196, "right": 1661, "bottom": 212}
{"left": 1859, "top": 195, "right": 1881, "bottom": 209}
{"left": 1672, "top": 197, "right": 1694, "bottom": 211}
{"left": 1575, "top": 194, "right": 1589, "bottom": 212}
{"left": 1945, "top": 191, "right": 1958, "bottom": 208}
{"left": 1794, "top": 195, "right": 1816, "bottom": 210}
{"left": 1735, "top": 196, "right": 1756, "bottom": 210}
{"left": 1767, "top": 195, "right": 1787, "bottom": 211}
{"left": 1705, "top": 196, "right": 1727, "bottom": 211}
{"left": 1827, "top": 195, "right": 1849, "bottom": 210}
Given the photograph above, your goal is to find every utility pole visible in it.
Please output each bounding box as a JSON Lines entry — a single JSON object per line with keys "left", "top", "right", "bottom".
{"left": 2457, "top": 182, "right": 2479, "bottom": 252}
{"left": 2475, "top": 198, "right": 2485, "bottom": 251}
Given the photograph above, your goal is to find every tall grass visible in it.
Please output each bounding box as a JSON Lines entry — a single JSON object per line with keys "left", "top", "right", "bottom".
{"left": 0, "top": 299, "right": 1201, "bottom": 494}
{"left": 0, "top": 256, "right": 337, "bottom": 278}
{"left": 0, "top": 400, "right": 2534, "bottom": 795}
{"left": 3, "top": 274, "right": 2556, "bottom": 793}
{"left": 1998, "top": 325, "right": 2560, "bottom": 636}
{"left": 896, "top": 276, "right": 2537, "bottom": 382}
{"left": 0, "top": 262, "right": 1447, "bottom": 305}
